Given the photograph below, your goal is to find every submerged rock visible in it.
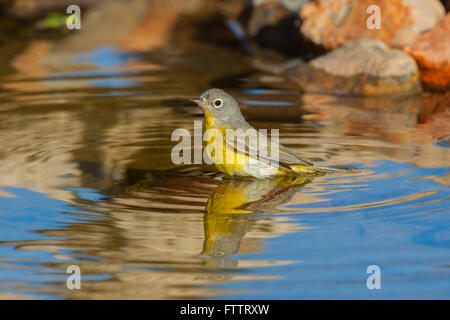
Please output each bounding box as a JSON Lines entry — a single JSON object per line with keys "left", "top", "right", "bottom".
{"left": 300, "top": 0, "right": 446, "bottom": 50}
{"left": 405, "top": 13, "right": 450, "bottom": 90}
{"left": 287, "top": 39, "right": 421, "bottom": 96}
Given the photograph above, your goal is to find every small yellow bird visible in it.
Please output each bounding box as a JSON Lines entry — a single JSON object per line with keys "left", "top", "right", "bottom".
{"left": 191, "top": 88, "right": 340, "bottom": 179}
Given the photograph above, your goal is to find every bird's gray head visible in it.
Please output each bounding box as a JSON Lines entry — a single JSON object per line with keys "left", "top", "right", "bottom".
{"left": 190, "top": 89, "right": 247, "bottom": 128}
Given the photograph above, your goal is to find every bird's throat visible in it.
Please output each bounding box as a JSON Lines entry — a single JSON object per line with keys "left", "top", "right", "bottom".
{"left": 203, "top": 109, "right": 216, "bottom": 130}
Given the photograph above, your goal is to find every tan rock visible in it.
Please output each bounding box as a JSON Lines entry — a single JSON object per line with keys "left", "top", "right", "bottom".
{"left": 287, "top": 39, "right": 421, "bottom": 96}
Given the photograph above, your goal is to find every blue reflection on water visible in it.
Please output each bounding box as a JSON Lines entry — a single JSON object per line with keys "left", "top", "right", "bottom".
{"left": 0, "top": 187, "right": 107, "bottom": 298}
{"left": 0, "top": 159, "right": 448, "bottom": 299}
{"left": 214, "top": 160, "right": 450, "bottom": 299}
{"left": 48, "top": 46, "right": 144, "bottom": 88}
{"left": 0, "top": 188, "right": 74, "bottom": 243}
{"left": 290, "top": 160, "right": 448, "bottom": 211}
{"left": 69, "top": 46, "right": 138, "bottom": 68}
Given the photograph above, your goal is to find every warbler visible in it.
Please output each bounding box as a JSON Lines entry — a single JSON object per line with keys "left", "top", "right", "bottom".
{"left": 191, "top": 88, "right": 340, "bottom": 179}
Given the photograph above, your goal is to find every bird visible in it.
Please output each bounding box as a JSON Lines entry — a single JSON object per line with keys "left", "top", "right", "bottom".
{"left": 190, "top": 88, "right": 342, "bottom": 179}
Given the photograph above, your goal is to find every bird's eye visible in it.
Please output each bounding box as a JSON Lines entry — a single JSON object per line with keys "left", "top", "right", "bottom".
{"left": 214, "top": 99, "right": 223, "bottom": 108}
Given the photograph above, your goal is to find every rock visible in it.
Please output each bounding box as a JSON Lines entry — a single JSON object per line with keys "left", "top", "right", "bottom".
{"left": 243, "top": 0, "right": 306, "bottom": 55}
{"left": 246, "top": 1, "right": 293, "bottom": 37}
{"left": 252, "top": 0, "right": 311, "bottom": 12}
{"left": 241, "top": 0, "right": 321, "bottom": 56}
{"left": 300, "top": 0, "right": 446, "bottom": 50}
{"left": 287, "top": 39, "right": 421, "bottom": 96}
{"left": 404, "top": 13, "right": 450, "bottom": 90}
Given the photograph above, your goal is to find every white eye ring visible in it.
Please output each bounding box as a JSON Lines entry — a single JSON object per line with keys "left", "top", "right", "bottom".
{"left": 213, "top": 98, "right": 223, "bottom": 108}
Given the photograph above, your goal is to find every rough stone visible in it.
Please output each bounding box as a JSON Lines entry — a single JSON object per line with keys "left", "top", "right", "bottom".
{"left": 300, "top": 0, "right": 446, "bottom": 50}
{"left": 252, "top": 0, "right": 311, "bottom": 12}
{"left": 405, "top": 13, "right": 450, "bottom": 90}
{"left": 243, "top": 0, "right": 307, "bottom": 56}
{"left": 287, "top": 39, "right": 421, "bottom": 96}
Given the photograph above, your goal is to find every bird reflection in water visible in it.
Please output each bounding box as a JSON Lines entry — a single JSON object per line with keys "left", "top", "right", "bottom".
{"left": 202, "top": 175, "right": 312, "bottom": 267}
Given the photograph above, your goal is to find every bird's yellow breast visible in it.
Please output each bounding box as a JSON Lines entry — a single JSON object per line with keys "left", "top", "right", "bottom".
{"left": 203, "top": 111, "right": 248, "bottom": 176}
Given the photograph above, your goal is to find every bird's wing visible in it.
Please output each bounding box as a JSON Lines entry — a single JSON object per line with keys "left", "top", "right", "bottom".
{"left": 224, "top": 128, "right": 312, "bottom": 170}
{"left": 277, "top": 143, "right": 313, "bottom": 166}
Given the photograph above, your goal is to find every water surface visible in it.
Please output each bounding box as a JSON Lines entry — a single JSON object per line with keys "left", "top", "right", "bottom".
{"left": 0, "top": 10, "right": 449, "bottom": 299}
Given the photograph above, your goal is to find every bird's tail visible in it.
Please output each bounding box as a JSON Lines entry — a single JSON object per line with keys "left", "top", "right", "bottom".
{"left": 311, "top": 165, "right": 350, "bottom": 174}
{"left": 289, "top": 164, "right": 349, "bottom": 175}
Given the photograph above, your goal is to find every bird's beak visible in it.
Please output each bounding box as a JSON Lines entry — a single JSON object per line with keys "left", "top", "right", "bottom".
{"left": 190, "top": 97, "right": 207, "bottom": 110}
{"left": 189, "top": 97, "right": 202, "bottom": 104}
